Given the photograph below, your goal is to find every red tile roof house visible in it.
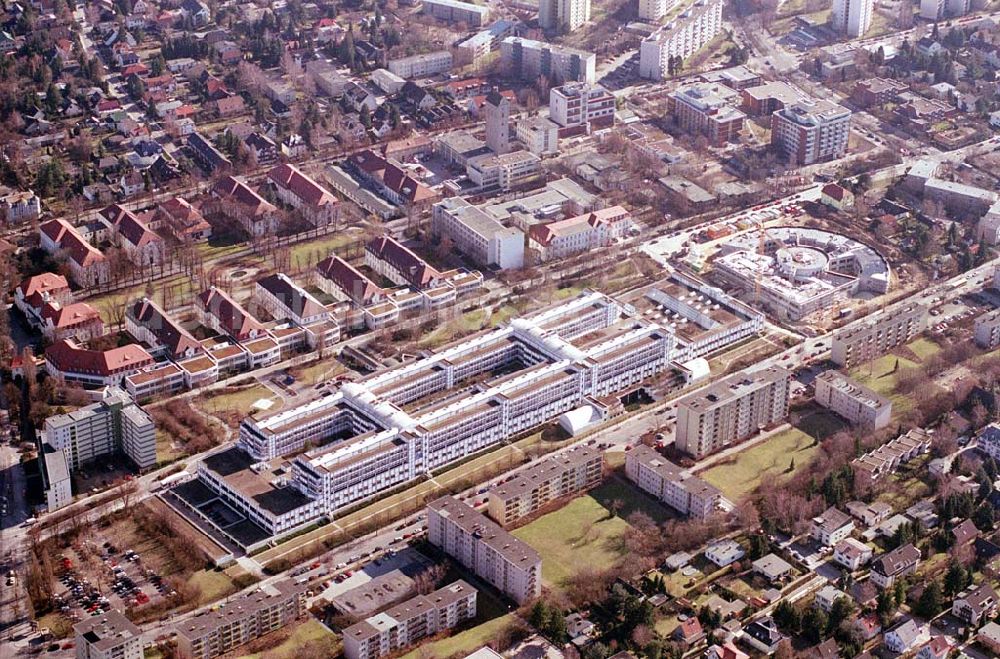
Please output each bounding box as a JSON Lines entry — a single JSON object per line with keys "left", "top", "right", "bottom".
{"left": 210, "top": 176, "right": 280, "bottom": 238}
{"left": 315, "top": 255, "right": 387, "bottom": 308}
{"left": 14, "top": 272, "right": 72, "bottom": 328}
{"left": 99, "top": 205, "right": 166, "bottom": 267}
{"left": 40, "top": 302, "right": 105, "bottom": 343}
{"left": 196, "top": 286, "right": 269, "bottom": 342}
{"left": 45, "top": 339, "right": 154, "bottom": 387}
{"left": 253, "top": 273, "right": 332, "bottom": 327}
{"left": 527, "top": 206, "right": 633, "bottom": 262}
{"left": 266, "top": 164, "right": 339, "bottom": 228}
{"left": 125, "top": 297, "right": 202, "bottom": 360}
{"left": 155, "top": 197, "right": 212, "bottom": 242}
{"left": 364, "top": 235, "right": 444, "bottom": 290}
{"left": 38, "top": 219, "right": 111, "bottom": 288}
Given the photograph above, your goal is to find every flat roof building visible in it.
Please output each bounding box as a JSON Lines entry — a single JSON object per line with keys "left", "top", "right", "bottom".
{"left": 831, "top": 303, "right": 927, "bottom": 368}
{"left": 676, "top": 367, "right": 791, "bottom": 458}
{"left": 814, "top": 370, "right": 892, "bottom": 431}
{"left": 431, "top": 196, "right": 525, "bottom": 270}
{"left": 500, "top": 37, "right": 596, "bottom": 84}
{"left": 771, "top": 99, "right": 852, "bottom": 166}
{"left": 487, "top": 445, "right": 603, "bottom": 526}
{"left": 421, "top": 0, "right": 490, "bottom": 26}
{"left": 75, "top": 610, "right": 143, "bottom": 659}
{"left": 625, "top": 444, "right": 723, "bottom": 518}
{"left": 639, "top": 0, "right": 724, "bottom": 80}
{"left": 428, "top": 496, "right": 541, "bottom": 604}
{"left": 975, "top": 308, "right": 1000, "bottom": 350}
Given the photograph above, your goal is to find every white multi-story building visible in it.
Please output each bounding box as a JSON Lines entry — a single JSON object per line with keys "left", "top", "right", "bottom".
{"left": 676, "top": 366, "right": 791, "bottom": 458}
{"left": 40, "top": 443, "right": 72, "bottom": 511}
{"left": 639, "top": 0, "right": 724, "bottom": 80}
{"left": 920, "top": 0, "right": 945, "bottom": 18}
{"left": 814, "top": 370, "right": 892, "bottom": 430}
{"left": 0, "top": 188, "right": 41, "bottom": 223}
{"left": 515, "top": 116, "right": 560, "bottom": 156}
{"left": 488, "top": 445, "right": 603, "bottom": 526}
{"left": 387, "top": 51, "right": 453, "bottom": 79}
{"left": 548, "top": 82, "right": 616, "bottom": 130}
{"left": 527, "top": 206, "right": 633, "bottom": 261}
{"left": 539, "top": 0, "right": 590, "bottom": 34}
{"left": 831, "top": 0, "right": 872, "bottom": 38}
{"left": 831, "top": 303, "right": 927, "bottom": 368}
{"left": 193, "top": 292, "right": 675, "bottom": 544}
{"left": 428, "top": 496, "right": 541, "bottom": 604}
{"left": 432, "top": 197, "right": 525, "bottom": 270}
{"left": 975, "top": 309, "right": 1000, "bottom": 350}
{"left": 42, "top": 387, "right": 157, "bottom": 471}
{"left": 500, "top": 37, "right": 596, "bottom": 83}
{"left": 421, "top": 0, "right": 490, "bottom": 26}
{"left": 466, "top": 150, "right": 542, "bottom": 191}
{"left": 75, "top": 611, "right": 143, "bottom": 659}
{"left": 639, "top": 0, "right": 674, "bottom": 21}
{"left": 343, "top": 581, "right": 477, "bottom": 659}
{"left": 625, "top": 444, "right": 723, "bottom": 518}
{"left": 771, "top": 99, "right": 852, "bottom": 166}
{"left": 810, "top": 506, "right": 855, "bottom": 546}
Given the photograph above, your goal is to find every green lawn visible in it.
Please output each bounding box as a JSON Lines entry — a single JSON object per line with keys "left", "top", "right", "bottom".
{"left": 849, "top": 353, "right": 920, "bottom": 415}
{"left": 288, "top": 233, "right": 355, "bottom": 267}
{"left": 188, "top": 569, "right": 237, "bottom": 606}
{"left": 908, "top": 337, "right": 941, "bottom": 361}
{"left": 419, "top": 309, "right": 489, "bottom": 349}
{"left": 400, "top": 614, "right": 515, "bottom": 659}
{"left": 699, "top": 428, "right": 819, "bottom": 501}
{"left": 195, "top": 384, "right": 281, "bottom": 418}
{"left": 512, "top": 492, "right": 632, "bottom": 590}
{"left": 289, "top": 357, "right": 344, "bottom": 386}
{"left": 238, "top": 619, "right": 340, "bottom": 659}
{"left": 155, "top": 430, "right": 184, "bottom": 464}
{"left": 590, "top": 478, "right": 674, "bottom": 524}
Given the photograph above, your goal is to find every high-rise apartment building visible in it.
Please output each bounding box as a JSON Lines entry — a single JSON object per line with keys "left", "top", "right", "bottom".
{"left": 974, "top": 309, "right": 1000, "bottom": 350}
{"left": 625, "top": 445, "right": 723, "bottom": 518}
{"left": 539, "top": 0, "right": 591, "bottom": 33}
{"left": 771, "top": 99, "right": 852, "bottom": 166}
{"left": 500, "top": 37, "right": 596, "bottom": 83}
{"left": 831, "top": 0, "right": 873, "bottom": 37}
{"left": 343, "top": 581, "right": 477, "bottom": 659}
{"left": 484, "top": 89, "right": 510, "bottom": 154}
{"left": 428, "top": 496, "right": 542, "bottom": 604}
{"left": 639, "top": 0, "right": 724, "bottom": 80}
{"left": 42, "top": 387, "right": 156, "bottom": 471}
{"left": 669, "top": 83, "right": 746, "bottom": 146}
{"left": 814, "top": 370, "right": 892, "bottom": 431}
{"left": 675, "top": 367, "right": 791, "bottom": 459}
{"left": 830, "top": 303, "right": 927, "bottom": 368}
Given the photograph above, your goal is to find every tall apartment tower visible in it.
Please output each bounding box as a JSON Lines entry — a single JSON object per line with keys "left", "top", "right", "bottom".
{"left": 831, "top": 0, "right": 873, "bottom": 38}
{"left": 539, "top": 0, "right": 591, "bottom": 33}
{"left": 639, "top": 0, "right": 673, "bottom": 21}
{"left": 484, "top": 89, "right": 510, "bottom": 154}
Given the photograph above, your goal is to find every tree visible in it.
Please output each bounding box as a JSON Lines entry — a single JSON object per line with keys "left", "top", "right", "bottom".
{"left": 801, "top": 607, "right": 827, "bottom": 645}
{"left": 915, "top": 579, "right": 943, "bottom": 619}
{"left": 944, "top": 560, "right": 969, "bottom": 596}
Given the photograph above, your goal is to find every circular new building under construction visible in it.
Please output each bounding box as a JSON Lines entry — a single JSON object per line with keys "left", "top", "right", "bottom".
{"left": 710, "top": 227, "right": 890, "bottom": 321}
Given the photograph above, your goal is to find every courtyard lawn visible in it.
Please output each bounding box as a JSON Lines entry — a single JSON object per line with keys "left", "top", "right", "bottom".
{"left": 590, "top": 478, "right": 674, "bottom": 524}
{"left": 288, "top": 233, "right": 356, "bottom": 267}
{"left": 194, "top": 384, "right": 280, "bottom": 419}
{"left": 288, "top": 357, "right": 344, "bottom": 386}
{"left": 239, "top": 619, "right": 340, "bottom": 659}
{"left": 699, "top": 427, "right": 819, "bottom": 501}
{"left": 187, "top": 569, "right": 237, "bottom": 606}
{"left": 512, "top": 492, "right": 632, "bottom": 590}
{"left": 908, "top": 337, "right": 941, "bottom": 361}
{"left": 850, "top": 351, "right": 922, "bottom": 415}
{"left": 155, "top": 430, "right": 184, "bottom": 464}
{"left": 400, "top": 614, "right": 515, "bottom": 659}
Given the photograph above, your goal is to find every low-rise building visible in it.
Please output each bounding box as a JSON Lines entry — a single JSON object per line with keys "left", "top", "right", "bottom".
{"left": 174, "top": 582, "right": 308, "bottom": 659}
{"left": 126, "top": 297, "right": 202, "bottom": 360}
{"left": 871, "top": 543, "right": 921, "bottom": 589}
{"left": 704, "top": 538, "right": 745, "bottom": 567}
{"left": 814, "top": 370, "right": 891, "bottom": 430}
{"left": 39, "top": 219, "right": 110, "bottom": 288}
{"left": 833, "top": 537, "right": 873, "bottom": 571}
{"left": 814, "top": 585, "right": 847, "bottom": 613}
{"left": 254, "top": 273, "right": 332, "bottom": 327}
{"left": 752, "top": 553, "right": 793, "bottom": 583}
{"left": 431, "top": 197, "right": 525, "bottom": 270}
{"left": 810, "top": 506, "right": 855, "bottom": 546}
{"left": 527, "top": 206, "right": 632, "bottom": 262}
{"left": 343, "top": 581, "right": 477, "bottom": 659}
{"left": 625, "top": 444, "right": 722, "bottom": 518}
{"left": 45, "top": 340, "right": 155, "bottom": 388}
{"left": 210, "top": 176, "right": 280, "bottom": 238}
{"left": 669, "top": 83, "right": 745, "bottom": 146}
{"left": 549, "top": 82, "right": 616, "bottom": 131}
{"left": 487, "top": 445, "right": 603, "bottom": 526}
{"left": 267, "top": 164, "right": 338, "bottom": 227}
{"left": 952, "top": 583, "right": 998, "bottom": 627}
{"left": 387, "top": 51, "right": 453, "bottom": 79}
{"left": 74, "top": 610, "right": 143, "bottom": 659}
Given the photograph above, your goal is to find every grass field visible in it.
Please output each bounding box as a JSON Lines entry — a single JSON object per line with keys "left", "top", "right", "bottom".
{"left": 288, "top": 233, "right": 355, "bottom": 267}
{"left": 400, "top": 614, "right": 516, "bottom": 659}
{"left": 194, "top": 384, "right": 281, "bottom": 421}
{"left": 850, "top": 352, "right": 920, "bottom": 415}
{"left": 908, "top": 337, "right": 941, "bottom": 361}
{"left": 155, "top": 430, "right": 185, "bottom": 464}
{"left": 238, "top": 619, "right": 339, "bottom": 659}
{"left": 512, "top": 491, "right": 633, "bottom": 590}
{"left": 590, "top": 478, "right": 674, "bottom": 524}
{"left": 288, "top": 357, "right": 344, "bottom": 385}
{"left": 699, "top": 428, "right": 819, "bottom": 501}
{"left": 188, "top": 569, "right": 237, "bottom": 606}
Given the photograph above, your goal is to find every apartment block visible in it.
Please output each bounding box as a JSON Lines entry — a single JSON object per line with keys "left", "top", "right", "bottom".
{"left": 254, "top": 273, "right": 331, "bottom": 327}
{"left": 539, "top": 0, "right": 590, "bottom": 34}
{"left": 675, "top": 367, "right": 791, "bottom": 459}
{"left": 832, "top": 0, "right": 873, "bottom": 37}
{"left": 771, "top": 99, "right": 852, "bottom": 166}
{"left": 669, "top": 83, "right": 745, "bottom": 146}
{"left": 831, "top": 303, "right": 927, "bottom": 368}
{"left": 852, "top": 77, "right": 908, "bottom": 108}
{"left": 343, "top": 581, "right": 477, "bottom": 659}
{"left": 975, "top": 309, "right": 1000, "bottom": 350}
{"left": 266, "top": 164, "right": 338, "bottom": 227}
{"left": 639, "top": 0, "right": 674, "bottom": 21}
{"left": 639, "top": 0, "right": 724, "bottom": 80}
{"left": 487, "top": 445, "right": 603, "bottom": 526}
{"left": 500, "top": 37, "right": 596, "bottom": 84}
{"left": 42, "top": 387, "right": 156, "bottom": 471}
{"left": 814, "top": 370, "right": 892, "bottom": 431}
{"left": 40, "top": 442, "right": 71, "bottom": 511}
{"left": 421, "top": 0, "right": 489, "bottom": 26}
{"left": 387, "top": 51, "right": 453, "bottom": 79}
{"left": 465, "top": 150, "right": 542, "bottom": 192}
{"left": 432, "top": 197, "right": 525, "bottom": 269}
{"left": 548, "top": 82, "right": 615, "bottom": 131}
{"left": 740, "top": 81, "right": 808, "bottom": 116}
{"left": 125, "top": 297, "right": 202, "bottom": 361}
{"left": 625, "top": 444, "right": 723, "bottom": 518}
{"left": 428, "top": 496, "right": 541, "bottom": 604}
{"left": 75, "top": 611, "right": 143, "bottom": 659}
{"left": 174, "top": 582, "right": 308, "bottom": 659}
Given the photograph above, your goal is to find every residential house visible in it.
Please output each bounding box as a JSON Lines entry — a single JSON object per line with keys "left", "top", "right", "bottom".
{"left": 915, "top": 636, "right": 951, "bottom": 659}
{"left": 155, "top": 198, "right": 212, "bottom": 242}
{"left": 833, "top": 537, "right": 873, "bottom": 571}
{"left": 40, "top": 302, "right": 104, "bottom": 343}
{"left": 0, "top": 188, "right": 41, "bottom": 223}
{"left": 814, "top": 585, "right": 847, "bottom": 613}
{"left": 952, "top": 583, "right": 998, "bottom": 627}
{"left": 125, "top": 297, "right": 201, "bottom": 360}
{"left": 871, "top": 543, "right": 921, "bottom": 589}
{"left": 884, "top": 618, "right": 929, "bottom": 654}
{"left": 38, "top": 219, "right": 110, "bottom": 288}
{"left": 811, "top": 507, "right": 855, "bottom": 546}
{"left": 210, "top": 176, "right": 280, "bottom": 237}
{"left": 705, "top": 539, "right": 745, "bottom": 568}
{"left": 15, "top": 273, "right": 72, "bottom": 327}
{"left": 977, "top": 621, "right": 1000, "bottom": 654}
{"left": 267, "top": 164, "right": 339, "bottom": 227}
{"left": 742, "top": 617, "right": 785, "bottom": 655}
{"left": 99, "top": 205, "right": 166, "bottom": 266}
{"left": 672, "top": 617, "right": 704, "bottom": 646}
{"left": 753, "top": 554, "right": 793, "bottom": 584}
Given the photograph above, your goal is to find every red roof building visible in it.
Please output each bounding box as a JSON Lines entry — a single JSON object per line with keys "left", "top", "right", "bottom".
{"left": 45, "top": 339, "right": 154, "bottom": 387}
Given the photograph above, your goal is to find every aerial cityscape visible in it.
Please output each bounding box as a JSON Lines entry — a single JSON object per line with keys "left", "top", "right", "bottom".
{"left": 5, "top": 0, "right": 1000, "bottom": 657}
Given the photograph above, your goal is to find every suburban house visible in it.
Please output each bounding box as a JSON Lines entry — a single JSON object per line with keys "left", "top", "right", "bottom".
{"left": 811, "top": 507, "right": 855, "bottom": 546}
{"left": 951, "top": 583, "right": 998, "bottom": 627}
{"left": 705, "top": 539, "right": 745, "bottom": 568}
{"left": 871, "top": 543, "right": 921, "bottom": 589}
{"left": 833, "top": 537, "right": 873, "bottom": 571}
{"left": 884, "top": 618, "right": 929, "bottom": 654}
